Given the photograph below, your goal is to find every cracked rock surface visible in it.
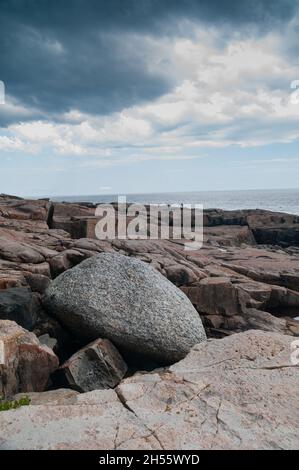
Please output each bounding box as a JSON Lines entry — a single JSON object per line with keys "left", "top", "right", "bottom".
{"left": 1, "top": 330, "right": 298, "bottom": 450}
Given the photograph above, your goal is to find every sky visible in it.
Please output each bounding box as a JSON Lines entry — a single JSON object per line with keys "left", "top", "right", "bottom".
{"left": 1, "top": 0, "right": 299, "bottom": 197}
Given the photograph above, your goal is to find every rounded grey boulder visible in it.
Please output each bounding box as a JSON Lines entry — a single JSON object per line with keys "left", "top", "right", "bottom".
{"left": 43, "top": 253, "right": 206, "bottom": 363}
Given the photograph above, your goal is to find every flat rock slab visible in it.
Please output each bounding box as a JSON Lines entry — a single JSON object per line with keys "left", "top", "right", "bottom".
{"left": 0, "top": 390, "right": 161, "bottom": 450}
{"left": 13, "top": 388, "right": 79, "bottom": 405}
{"left": 117, "top": 330, "right": 299, "bottom": 449}
{"left": 0, "top": 331, "right": 298, "bottom": 449}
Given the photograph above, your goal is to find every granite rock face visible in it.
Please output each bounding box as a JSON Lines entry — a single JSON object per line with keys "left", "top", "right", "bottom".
{"left": 0, "top": 320, "right": 59, "bottom": 398}
{"left": 58, "top": 338, "right": 128, "bottom": 392}
{"left": 0, "top": 287, "right": 42, "bottom": 330}
{"left": 0, "top": 389, "right": 161, "bottom": 450}
{"left": 1, "top": 194, "right": 299, "bottom": 340}
{"left": 43, "top": 253, "right": 207, "bottom": 363}
{"left": 116, "top": 330, "right": 299, "bottom": 450}
{"left": 1, "top": 195, "right": 299, "bottom": 450}
{"left": 0, "top": 331, "right": 298, "bottom": 450}
{"left": 12, "top": 388, "right": 79, "bottom": 405}
{"left": 0, "top": 203, "right": 298, "bottom": 355}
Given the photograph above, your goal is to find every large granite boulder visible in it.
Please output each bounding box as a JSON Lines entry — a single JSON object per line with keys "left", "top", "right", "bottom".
{"left": 43, "top": 253, "right": 206, "bottom": 363}
{"left": 0, "top": 320, "right": 59, "bottom": 398}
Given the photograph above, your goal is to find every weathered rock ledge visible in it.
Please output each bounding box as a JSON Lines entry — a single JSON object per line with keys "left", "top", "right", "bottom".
{"left": 1, "top": 194, "right": 298, "bottom": 338}
{"left": 0, "top": 195, "right": 298, "bottom": 449}
{"left": 0, "top": 331, "right": 298, "bottom": 450}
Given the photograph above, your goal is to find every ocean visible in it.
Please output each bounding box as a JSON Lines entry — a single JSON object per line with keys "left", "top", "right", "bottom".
{"left": 52, "top": 188, "right": 299, "bottom": 216}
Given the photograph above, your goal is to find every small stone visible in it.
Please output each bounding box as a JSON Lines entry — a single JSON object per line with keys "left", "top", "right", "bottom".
{"left": 58, "top": 338, "right": 128, "bottom": 392}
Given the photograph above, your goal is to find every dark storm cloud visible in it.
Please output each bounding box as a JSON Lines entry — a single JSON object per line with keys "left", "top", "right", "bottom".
{"left": 2, "top": 0, "right": 297, "bottom": 33}
{"left": 0, "top": 0, "right": 298, "bottom": 126}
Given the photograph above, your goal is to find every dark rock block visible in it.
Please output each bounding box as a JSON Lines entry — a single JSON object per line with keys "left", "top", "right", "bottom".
{"left": 0, "top": 287, "right": 42, "bottom": 330}
{"left": 58, "top": 338, "right": 128, "bottom": 392}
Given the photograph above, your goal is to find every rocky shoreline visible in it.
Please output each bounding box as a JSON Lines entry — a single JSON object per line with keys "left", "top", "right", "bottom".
{"left": 0, "top": 194, "right": 298, "bottom": 449}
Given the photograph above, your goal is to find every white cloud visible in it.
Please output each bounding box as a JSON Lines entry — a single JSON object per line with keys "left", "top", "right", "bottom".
{"left": 0, "top": 135, "right": 38, "bottom": 153}
{"left": 12, "top": 121, "right": 60, "bottom": 142}
{"left": 2, "top": 25, "right": 299, "bottom": 160}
